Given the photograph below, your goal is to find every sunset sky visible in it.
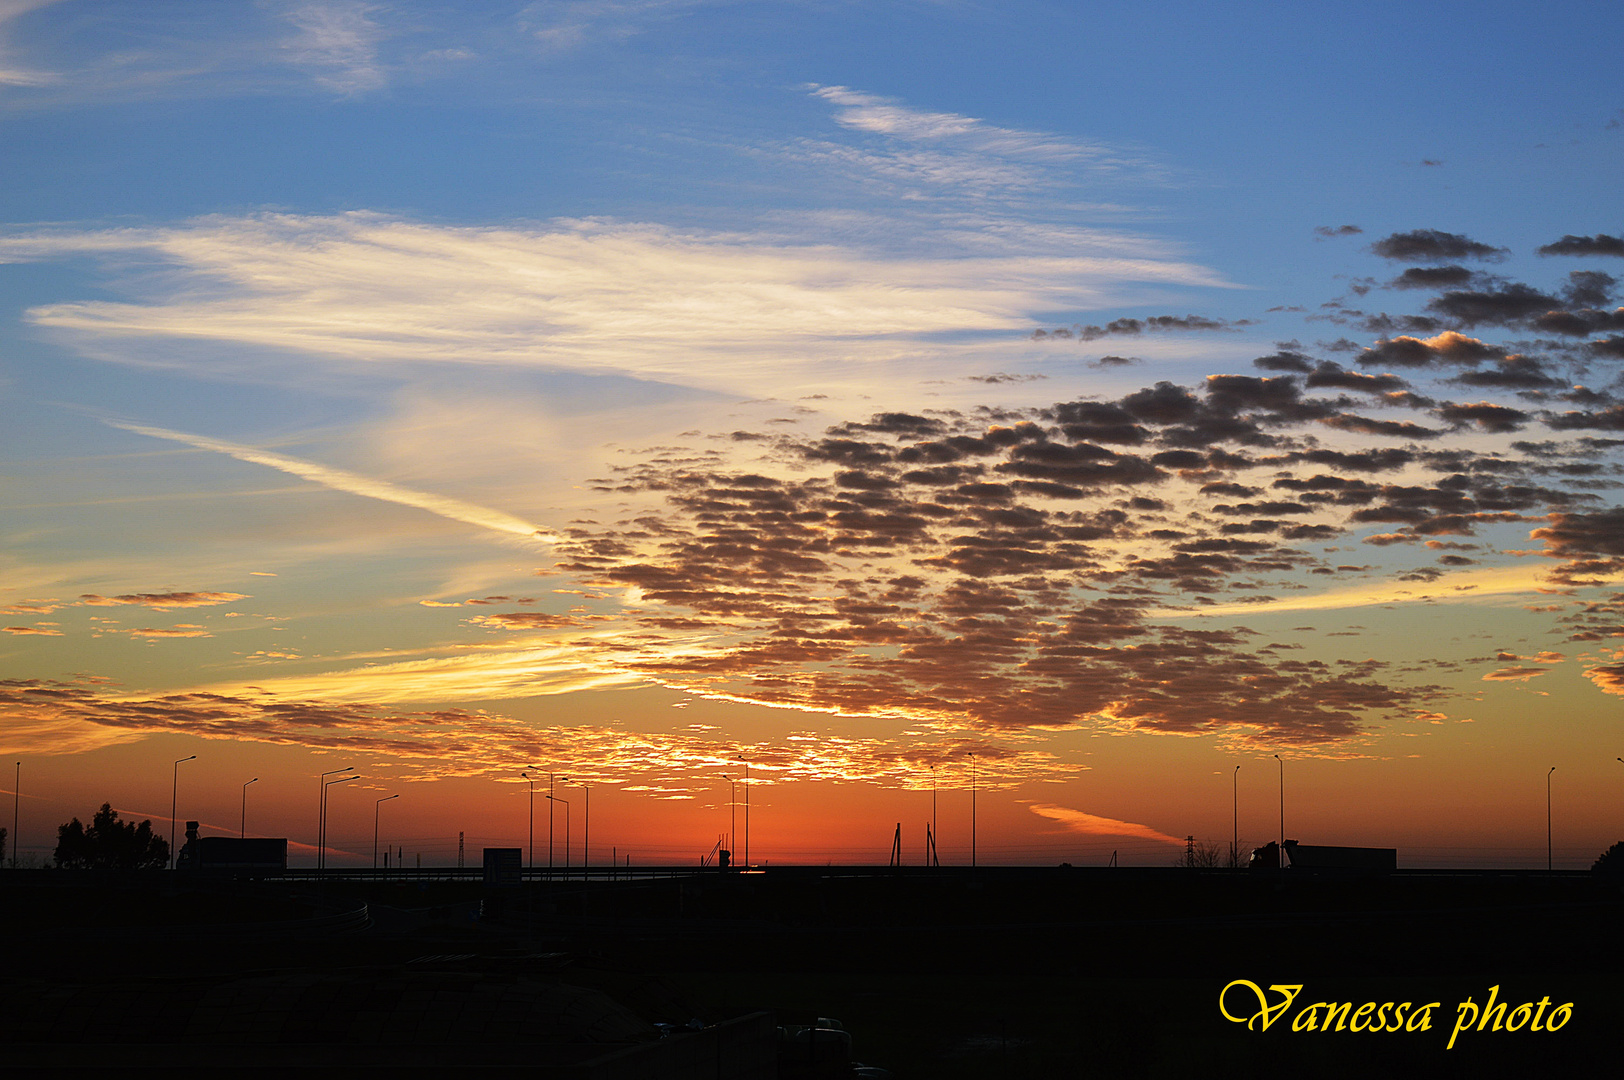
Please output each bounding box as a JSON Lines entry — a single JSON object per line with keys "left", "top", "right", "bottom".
{"left": 3, "top": 0, "right": 1623, "bottom": 869}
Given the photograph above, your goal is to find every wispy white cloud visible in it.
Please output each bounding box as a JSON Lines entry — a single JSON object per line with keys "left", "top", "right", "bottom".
{"left": 803, "top": 84, "right": 1165, "bottom": 192}
{"left": 0, "top": 0, "right": 61, "bottom": 87}
{"left": 5, "top": 212, "right": 1231, "bottom": 397}
{"left": 814, "top": 85, "right": 1095, "bottom": 162}
{"left": 520, "top": 0, "right": 722, "bottom": 52}
{"left": 1156, "top": 564, "right": 1611, "bottom": 618}
{"left": 0, "top": 0, "right": 404, "bottom": 107}
{"left": 107, "top": 419, "right": 560, "bottom": 544}
{"left": 200, "top": 635, "right": 640, "bottom": 704}
{"left": 279, "top": 1, "right": 387, "bottom": 94}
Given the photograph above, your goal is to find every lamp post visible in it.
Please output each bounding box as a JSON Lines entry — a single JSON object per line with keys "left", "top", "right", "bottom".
{"left": 580, "top": 780, "right": 590, "bottom": 870}
{"left": 321, "top": 772, "right": 361, "bottom": 870}
{"left": 374, "top": 794, "right": 398, "bottom": 870}
{"left": 932, "top": 764, "right": 939, "bottom": 866}
{"left": 548, "top": 794, "right": 570, "bottom": 877}
{"left": 1548, "top": 766, "right": 1556, "bottom": 872}
{"left": 549, "top": 772, "right": 563, "bottom": 879}
{"left": 1232, "top": 764, "right": 1241, "bottom": 869}
{"left": 317, "top": 766, "right": 354, "bottom": 871}
{"left": 735, "top": 754, "right": 749, "bottom": 868}
{"left": 969, "top": 751, "right": 977, "bottom": 869}
{"left": 1273, "top": 754, "right": 1284, "bottom": 857}
{"left": 522, "top": 772, "right": 536, "bottom": 871}
{"left": 723, "top": 774, "right": 736, "bottom": 864}
{"left": 241, "top": 777, "right": 258, "bottom": 839}
{"left": 11, "top": 761, "right": 19, "bottom": 869}
{"left": 170, "top": 755, "right": 196, "bottom": 869}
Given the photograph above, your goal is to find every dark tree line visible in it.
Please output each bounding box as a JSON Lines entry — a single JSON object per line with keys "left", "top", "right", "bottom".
{"left": 53, "top": 804, "right": 169, "bottom": 869}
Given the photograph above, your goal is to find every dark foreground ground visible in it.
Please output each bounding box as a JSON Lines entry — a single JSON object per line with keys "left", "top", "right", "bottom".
{"left": 2, "top": 866, "right": 1618, "bottom": 1077}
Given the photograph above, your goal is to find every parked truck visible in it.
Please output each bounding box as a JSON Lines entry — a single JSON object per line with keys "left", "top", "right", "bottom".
{"left": 175, "top": 821, "right": 287, "bottom": 875}
{"left": 1250, "top": 839, "right": 1395, "bottom": 875}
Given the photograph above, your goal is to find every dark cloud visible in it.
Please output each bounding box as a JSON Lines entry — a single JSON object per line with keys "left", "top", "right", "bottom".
{"left": 1563, "top": 271, "right": 1616, "bottom": 308}
{"left": 828, "top": 412, "right": 948, "bottom": 437}
{"left": 1435, "top": 402, "right": 1532, "bottom": 433}
{"left": 1537, "top": 234, "right": 1624, "bottom": 257}
{"left": 1589, "top": 335, "right": 1624, "bottom": 358}
{"left": 1063, "top": 315, "right": 1247, "bottom": 341}
{"left": 1304, "top": 363, "right": 1409, "bottom": 393}
{"left": 1370, "top": 230, "right": 1508, "bottom": 263}
{"left": 1426, "top": 284, "right": 1562, "bottom": 326}
{"left": 1531, "top": 307, "right": 1624, "bottom": 337}
{"left": 1390, "top": 266, "right": 1476, "bottom": 290}
{"left": 1047, "top": 401, "right": 1149, "bottom": 445}
{"left": 1322, "top": 414, "right": 1441, "bottom": 439}
{"left": 1252, "top": 349, "right": 1314, "bottom": 373}
{"left": 1531, "top": 507, "right": 1624, "bottom": 585}
{"left": 1545, "top": 404, "right": 1624, "bottom": 432}
{"left": 77, "top": 591, "right": 248, "bottom": 608}
{"left": 1357, "top": 331, "right": 1507, "bottom": 368}
{"left": 1315, "top": 225, "right": 1363, "bottom": 238}
{"left": 1449, "top": 355, "right": 1565, "bottom": 391}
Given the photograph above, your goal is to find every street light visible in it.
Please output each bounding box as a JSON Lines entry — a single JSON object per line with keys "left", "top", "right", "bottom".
{"left": 1273, "top": 754, "right": 1284, "bottom": 856}
{"left": 547, "top": 794, "right": 570, "bottom": 876}
{"left": 932, "top": 764, "right": 939, "bottom": 867}
{"left": 241, "top": 778, "right": 258, "bottom": 839}
{"left": 722, "top": 773, "right": 736, "bottom": 864}
{"left": 1548, "top": 766, "right": 1556, "bottom": 872}
{"left": 579, "top": 780, "right": 590, "bottom": 870}
{"left": 549, "top": 772, "right": 564, "bottom": 878}
{"left": 969, "top": 751, "right": 977, "bottom": 869}
{"left": 321, "top": 772, "right": 361, "bottom": 870}
{"left": 11, "top": 761, "right": 19, "bottom": 870}
{"left": 317, "top": 766, "right": 354, "bottom": 871}
{"left": 374, "top": 794, "right": 399, "bottom": 870}
{"left": 1232, "top": 764, "right": 1241, "bottom": 869}
{"left": 735, "top": 754, "right": 749, "bottom": 869}
{"left": 522, "top": 771, "right": 539, "bottom": 872}
{"left": 170, "top": 755, "right": 196, "bottom": 870}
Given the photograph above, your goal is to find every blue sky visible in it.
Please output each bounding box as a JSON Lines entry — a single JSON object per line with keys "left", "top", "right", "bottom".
{"left": 3, "top": 1, "right": 1623, "bottom": 867}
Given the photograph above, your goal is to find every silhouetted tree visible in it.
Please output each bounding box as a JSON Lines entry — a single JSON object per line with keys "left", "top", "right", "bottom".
{"left": 1593, "top": 841, "right": 1624, "bottom": 877}
{"left": 53, "top": 804, "right": 169, "bottom": 869}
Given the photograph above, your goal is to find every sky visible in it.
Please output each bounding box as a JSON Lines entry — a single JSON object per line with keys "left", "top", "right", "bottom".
{"left": 2, "top": 0, "right": 1623, "bottom": 869}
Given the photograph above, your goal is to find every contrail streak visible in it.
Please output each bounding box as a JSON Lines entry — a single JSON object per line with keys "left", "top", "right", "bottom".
{"left": 109, "top": 420, "right": 558, "bottom": 543}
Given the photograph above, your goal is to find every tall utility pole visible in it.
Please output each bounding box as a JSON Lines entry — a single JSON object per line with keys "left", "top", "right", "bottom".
{"left": 970, "top": 751, "right": 977, "bottom": 869}
{"left": 318, "top": 766, "right": 354, "bottom": 871}
{"left": 930, "top": 764, "right": 939, "bottom": 866}
{"left": 1548, "top": 766, "right": 1556, "bottom": 872}
{"left": 549, "top": 771, "right": 559, "bottom": 878}
{"left": 1232, "top": 764, "right": 1240, "bottom": 868}
{"left": 12, "top": 761, "right": 19, "bottom": 869}
{"left": 548, "top": 795, "right": 570, "bottom": 874}
{"left": 241, "top": 777, "right": 258, "bottom": 839}
{"left": 734, "top": 754, "right": 749, "bottom": 868}
{"left": 170, "top": 755, "right": 195, "bottom": 870}
{"left": 723, "top": 774, "right": 736, "bottom": 860}
{"left": 1273, "top": 754, "right": 1284, "bottom": 856}
{"left": 522, "top": 772, "right": 536, "bottom": 870}
{"left": 320, "top": 772, "right": 361, "bottom": 870}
